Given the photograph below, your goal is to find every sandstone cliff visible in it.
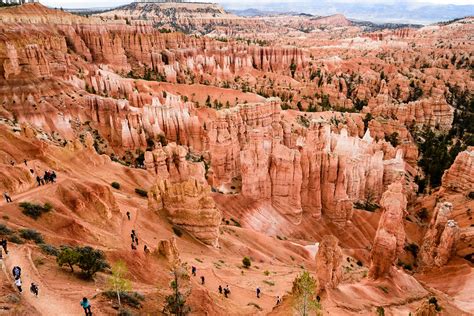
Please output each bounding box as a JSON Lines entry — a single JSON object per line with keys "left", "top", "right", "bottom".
{"left": 148, "top": 178, "right": 222, "bottom": 247}
{"left": 419, "top": 202, "right": 460, "bottom": 268}
{"left": 369, "top": 182, "right": 407, "bottom": 279}
{"left": 315, "top": 235, "right": 343, "bottom": 290}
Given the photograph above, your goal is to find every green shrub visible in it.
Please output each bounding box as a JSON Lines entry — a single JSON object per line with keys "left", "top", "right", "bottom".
{"left": 40, "top": 244, "right": 59, "bottom": 256}
{"left": 404, "top": 243, "right": 420, "bottom": 258}
{"left": 111, "top": 182, "right": 121, "bottom": 190}
{"left": 242, "top": 256, "right": 251, "bottom": 269}
{"left": 19, "top": 202, "right": 52, "bottom": 220}
{"left": 172, "top": 226, "right": 183, "bottom": 237}
{"left": 76, "top": 246, "right": 110, "bottom": 279}
{"left": 57, "top": 245, "right": 109, "bottom": 278}
{"left": 376, "top": 306, "right": 385, "bottom": 316}
{"left": 134, "top": 188, "right": 148, "bottom": 197}
{"left": 468, "top": 192, "right": 474, "bottom": 199}
{"left": 230, "top": 218, "right": 241, "bottom": 227}
{"left": 428, "top": 297, "right": 442, "bottom": 311}
{"left": 416, "top": 208, "right": 429, "bottom": 221}
{"left": 8, "top": 234, "right": 24, "bottom": 244}
{"left": 103, "top": 291, "right": 145, "bottom": 309}
{"left": 403, "top": 263, "right": 413, "bottom": 271}
{"left": 0, "top": 224, "right": 13, "bottom": 235}
{"left": 19, "top": 229, "right": 44, "bottom": 244}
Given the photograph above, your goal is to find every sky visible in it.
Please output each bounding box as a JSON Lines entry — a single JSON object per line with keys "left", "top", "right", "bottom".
{"left": 41, "top": 0, "right": 474, "bottom": 9}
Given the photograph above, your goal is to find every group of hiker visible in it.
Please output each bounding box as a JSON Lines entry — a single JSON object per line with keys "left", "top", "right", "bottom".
{"left": 131, "top": 229, "right": 149, "bottom": 254}
{"left": 36, "top": 170, "right": 57, "bottom": 186}
{"left": 11, "top": 265, "right": 39, "bottom": 297}
{"left": 218, "top": 284, "right": 232, "bottom": 298}
{"left": 4, "top": 246, "right": 94, "bottom": 315}
{"left": 2, "top": 159, "right": 59, "bottom": 204}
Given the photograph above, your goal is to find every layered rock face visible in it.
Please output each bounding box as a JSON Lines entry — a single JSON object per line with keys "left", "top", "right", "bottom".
{"left": 148, "top": 178, "right": 222, "bottom": 247}
{"left": 315, "top": 235, "right": 343, "bottom": 290}
{"left": 441, "top": 147, "right": 474, "bottom": 194}
{"left": 369, "top": 182, "right": 407, "bottom": 279}
{"left": 144, "top": 142, "right": 205, "bottom": 183}
{"left": 419, "top": 202, "right": 460, "bottom": 268}
{"left": 155, "top": 236, "right": 181, "bottom": 265}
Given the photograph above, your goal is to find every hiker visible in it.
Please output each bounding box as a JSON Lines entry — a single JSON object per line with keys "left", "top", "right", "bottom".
{"left": 144, "top": 245, "right": 149, "bottom": 254}
{"left": 1, "top": 238, "right": 8, "bottom": 254}
{"left": 44, "top": 171, "right": 50, "bottom": 183}
{"left": 191, "top": 266, "right": 196, "bottom": 276}
{"left": 30, "top": 283, "right": 39, "bottom": 297}
{"left": 224, "top": 286, "right": 230, "bottom": 298}
{"left": 135, "top": 236, "right": 139, "bottom": 245}
{"left": 218, "top": 285, "right": 223, "bottom": 294}
{"left": 126, "top": 211, "right": 131, "bottom": 220}
{"left": 24, "top": 159, "right": 28, "bottom": 166}
{"left": 12, "top": 266, "right": 21, "bottom": 280}
{"left": 201, "top": 276, "right": 205, "bottom": 285}
{"left": 316, "top": 295, "right": 320, "bottom": 302}
{"left": 256, "top": 287, "right": 261, "bottom": 298}
{"left": 131, "top": 243, "right": 136, "bottom": 250}
{"left": 51, "top": 171, "right": 57, "bottom": 183}
{"left": 15, "top": 278, "right": 22, "bottom": 293}
{"left": 30, "top": 169, "right": 34, "bottom": 174}
{"left": 80, "top": 297, "right": 92, "bottom": 316}
{"left": 276, "top": 296, "right": 281, "bottom": 305}
{"left": 10, "top": 161, "right": 15, "bottom": 166}
{"left": 36, "top": 176, "right": 42, "bottom": 186}
{"left": 3, "top": 192, "right": 12, "bottom": 203}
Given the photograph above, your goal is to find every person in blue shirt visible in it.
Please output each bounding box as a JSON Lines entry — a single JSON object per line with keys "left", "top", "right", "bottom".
{"left": 80, "top": 297, "right": 92, "bottom": 315}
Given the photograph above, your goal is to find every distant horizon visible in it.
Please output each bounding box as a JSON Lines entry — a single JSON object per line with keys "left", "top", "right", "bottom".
{"left": 35, "top": 0, "right": 474, "bottom": 25}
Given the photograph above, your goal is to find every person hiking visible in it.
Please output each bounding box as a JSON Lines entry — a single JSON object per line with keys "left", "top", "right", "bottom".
{"left": 276, "top": 296, "right": 281, "bottom": 305}
{"left": 256, "top": 287, "right": 261, "bottom": 298}
{"left": 12, "top": 266, "right": 21, "bottom": 279}
{"left": 144, "top": 245, "right": 150, "bottom": 254}
{"left": 3, "top": 192, "right": 12, "bottom": 203}
{"left": 126, "top": 211, "right": 131, "bottom": 220}
{"left": 191, "top": 266, "right": 196, "bottom": 276}
{"left": 24, "top": 159, "right": 27, "bottom": 166}
{"left": 131, "top": 243, "right": 136, "bottom": 250}
{"left": 1, "top": 238, "right": 8, "bottom": 254}
{"left": 36, "top": 176, "right": 42, "bottom": 186}
{"left": 30, "top": 283, "right": 39, "bottom": 297}
{"left": 44, "top": 171, "right": 50, "bottom": 183}
{"left": 10, "top": 160, "right": 15, "bottom": 166}
{"left": 51, "top": 171, "right": 57, "bottom": 183}
{"left": 223, "top": 287, "right": 229, "bottom": 298}
{"left": 80, "top": 297, "right": 92, "bottom": 316}
{"left": 15, "top": 278, "right": 22, "bottom": 293}
{"left": 200, "top": 276, "right": 205, "bottom": 285}
{"left": 218, "top": 285, "right": 223, "bottom": 294}
{"left": 134, "top": 236, "right": 139, "bottom": 245}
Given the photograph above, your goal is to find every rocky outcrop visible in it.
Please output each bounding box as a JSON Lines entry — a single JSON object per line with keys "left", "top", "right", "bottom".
{"left": 315, "top": 235, "right": 343, "bottom": 290}
{"left": 56, "top": 180, "right": 121, "bottom": 223}
{"left": 419, "top": 202, "right": 460, "bottom": 267}
{"left": 155, "top": 236, "right": 181, "bottom": 265}
{"left": 144, "top": 143, "right": 205, "bottom": 183}
{"left": 441, "top": 147, "right": 474, "bottom": 194}
{"left": 414, "top": 299, "right": 438, "bottom": 316}
{"left": 148, "top": 178, "right": 222, "bottom": 247}
{"left": 369, "top": 182, "right": 407, "bottom": 279}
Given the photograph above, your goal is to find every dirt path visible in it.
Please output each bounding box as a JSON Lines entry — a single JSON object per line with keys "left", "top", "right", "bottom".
{"left": 3, "top": 245, "right": 83, "bottom": 315}
{"left": 0, "top": 179, "right": 65, "bottom": 207}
